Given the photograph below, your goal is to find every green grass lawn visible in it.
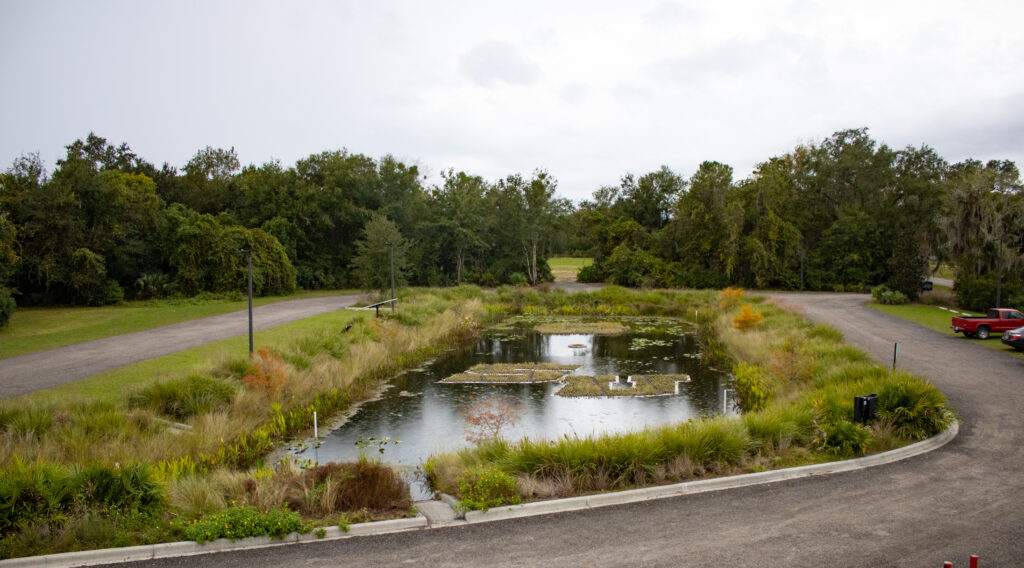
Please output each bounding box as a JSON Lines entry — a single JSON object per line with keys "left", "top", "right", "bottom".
{"left": 11, "top": 308, "right": 370, "bottom": 406}
{"left": 549, "top": 257, "right": 593, "bottom": 270}
{"left": 868, "top": 302, "right": 1023, "bottom": 360}
{"left": 932, "top": 264, "right": 955, "bottom": 280}
{"left": 0, "top": 289, "right": 360, "bottom": 360}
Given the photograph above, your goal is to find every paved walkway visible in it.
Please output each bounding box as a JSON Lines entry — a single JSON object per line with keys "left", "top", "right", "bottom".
{"left": 0, "top": 294, "right": 363, "bottom": 398}
{"left": 104, "top": 292, "right": 1024, "bottom": 567}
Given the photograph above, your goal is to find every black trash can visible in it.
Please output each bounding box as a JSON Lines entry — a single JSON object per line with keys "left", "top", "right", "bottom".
{"left": 853, "top": 394, "right": 878, "bottom": 424}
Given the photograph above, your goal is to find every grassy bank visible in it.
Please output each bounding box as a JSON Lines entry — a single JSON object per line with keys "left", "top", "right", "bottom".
{"left": 424, "top": 288, "right": 953, "bottom": 509}
{"left": 0, "top": 287, "right": 487, "bottom": 559}
{"left": 868, "top": 302, "right": 1023, "bottom": 360}
{"left": 0, "top": 289, "right": 361, "bottom": 360}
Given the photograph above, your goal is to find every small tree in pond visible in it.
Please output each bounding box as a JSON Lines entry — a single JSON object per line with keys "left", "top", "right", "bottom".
{"left": 459, "top": 394, "right": 525, "bottom": 445}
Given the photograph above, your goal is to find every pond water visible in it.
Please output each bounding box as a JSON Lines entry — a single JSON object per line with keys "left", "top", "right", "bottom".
{"left": 289, "top": 320, "right": 734, "bottom": 498}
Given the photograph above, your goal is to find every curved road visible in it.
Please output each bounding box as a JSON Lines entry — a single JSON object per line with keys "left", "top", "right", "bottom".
{"left": 0, "top": 294, "right": 364, "bottom": 398}
{"left": 103, "top": 292, "right": 1024, "bottom": 567}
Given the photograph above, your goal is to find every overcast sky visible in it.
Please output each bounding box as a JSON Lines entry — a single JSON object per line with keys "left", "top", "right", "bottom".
{"left": 2, "top": 0, "right": 1023, "bottom": 202}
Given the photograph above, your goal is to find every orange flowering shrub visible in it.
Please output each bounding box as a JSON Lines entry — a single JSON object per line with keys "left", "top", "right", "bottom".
{"left": 242, "top": 347, "right": 289, "bottom": 393}
{"left": 719, "top": 287, "right": 744, "bottom": 308}
{"left": 732, "top": 304, "right": 764, "bottom": 330}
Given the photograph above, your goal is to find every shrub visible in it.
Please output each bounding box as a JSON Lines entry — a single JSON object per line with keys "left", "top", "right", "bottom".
{"left": 732, "top": 304, "right": 763, "bottom": 330}
{"left": 732, "top": 362, "right": 771, "bottom": 412}
{"left": 507, "top": 272, "right": 528, "bottom": 286}
{"left": 821, "top": 420, "right": 870, "bottom": 456}
{"left": 241, "top": 348, "right": 289, "bottom": 394}
{"left": 0, "top": 287, "right": 16, "bottom": 329}
{"left": 458, "top": 467, "right": 520, "bottom": 511}
{"left": 129, "top": 375, "right": 236, "bottom": 421}
{"left": 870, "top": 285, "right": 909, "bottom": 305}
{"left": 877, "top": 377, "right": 951, "bottom": 439}
{"left": 719, "top": 287, "right": 744, "bottom": 308}
{"left": 0, "top": 462, "right": 165, "bottom": 535}
{"left": 576, "top": 264, "right": 602, "bottom": 283}
{"left": 183, "top": 505, "right": 308, "bottom": 543}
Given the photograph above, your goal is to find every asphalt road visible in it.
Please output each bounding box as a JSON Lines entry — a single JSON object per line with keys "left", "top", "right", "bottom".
{"left": 0, "top": 294, "right": 363, "bottom": 398}
{"left": 113, "top": 292, "right": 1024, "bottom": 567}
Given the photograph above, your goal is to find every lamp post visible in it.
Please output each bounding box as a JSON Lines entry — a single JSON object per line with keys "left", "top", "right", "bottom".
{"left": 996, "top": 235, "right": 1003, "bottom": 309}
{"left": 385, "top": 242, "right": 396, "bottom": 313}
{"left": 238, "top": 248, "right": 254, "bottom": 355}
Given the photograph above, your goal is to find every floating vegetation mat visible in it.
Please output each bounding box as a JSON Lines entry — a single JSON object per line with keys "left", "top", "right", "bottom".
{"left": 440, "top": 363, "right": 581, "bottom": 383}
{"left": 534, "top": 321, "right": 629, "bottom": 335}
{"left": 555, "top": 374, "right": 691, "bottom": 397}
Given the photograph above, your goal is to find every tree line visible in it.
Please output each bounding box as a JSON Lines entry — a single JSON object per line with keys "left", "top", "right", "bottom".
{"left": 1, "top": 128, "right": 1021, "bottom": 327}
{"left": 573, "top": 128, "right": 1023, "bottom": 311}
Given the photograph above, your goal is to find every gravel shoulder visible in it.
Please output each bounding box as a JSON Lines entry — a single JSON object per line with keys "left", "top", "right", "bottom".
{"left": 0, "top": 294, "right": 364, "bottom": 398}
{"left": 111, "top": 292, "right": 1024, "bottom": 567}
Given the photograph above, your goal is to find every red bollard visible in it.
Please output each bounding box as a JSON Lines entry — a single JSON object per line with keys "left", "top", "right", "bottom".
{"left": 944, "top": 562, "right": 952, "bottom": 568}
{"left": 970, "top": 555, "right": 979, "bottom": 568}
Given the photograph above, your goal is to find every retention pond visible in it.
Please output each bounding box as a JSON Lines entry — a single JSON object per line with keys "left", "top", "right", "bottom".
{"left": 290, "top": 318, "right": 734, "bottom": 498}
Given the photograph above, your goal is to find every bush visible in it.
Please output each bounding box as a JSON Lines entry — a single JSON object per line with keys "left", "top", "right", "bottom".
{"left": 732, "top": 304, "right": 764, "bottom": 330}
{"left": 878, "top": 377, "right": 951, "bottom": 439}
{"left": 821, "top": 420, "right": 870, "bottom": 456}
{"left": 0, "top": 462, "right": 165, "bottom": 534}
{"left": 719, "top": 287, "right": 744, "bottom": 308}
{"left": 954, "top": 272, "right": 1024, "bottom": 312}
{"left": 0, "top": 287, "right": 14, "bottom": 329}
{"left": 458, "top": 466, "right": 520, "bottom": 511}
{"left": 507, "top": 272, "right": 528, "bottom": 287}
{"left": 129, "top": 375, "right": 236, "bottom": 421}
{"left": 576, "top": 264, "right": 602, "bottom": 283}
{"left": 871, "top": 285, "right": 908, "bottom": 305}
{"left": 183, "top": 505, "right": 308, "bottom": 543}
{"left": 732, "top": 362, "right": 771, "bottom": 412}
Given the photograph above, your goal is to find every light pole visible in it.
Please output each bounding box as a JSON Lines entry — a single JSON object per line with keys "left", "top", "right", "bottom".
{"left": 238, "top": 248, "right": 254, "bottom": 355}
{"left": 996, "top": 235, "right": 1003, "bottom": 308}
{"left": 385, "top": 242, "right": 396, "bottom": 313}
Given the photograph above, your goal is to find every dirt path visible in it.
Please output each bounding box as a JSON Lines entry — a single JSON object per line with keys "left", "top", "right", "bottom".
{"left": 118, "top": 292, "right": 1024, "bottom": 567}
{"left": 0, "top": 294, "right": 364, "bottom": 398}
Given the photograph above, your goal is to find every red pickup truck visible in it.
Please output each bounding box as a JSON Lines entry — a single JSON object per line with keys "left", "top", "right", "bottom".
{"left": 951, "top": 308, "right": 1024, "bottom": 340}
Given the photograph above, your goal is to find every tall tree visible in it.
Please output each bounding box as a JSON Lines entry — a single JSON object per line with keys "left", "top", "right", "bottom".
{"left": 350, "top": 213, "right": 410, "bottom": 291}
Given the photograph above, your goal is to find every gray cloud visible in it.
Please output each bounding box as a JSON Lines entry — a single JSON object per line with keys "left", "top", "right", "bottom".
{"left": 460, "top": 41, "right": 541, "bottom": 87}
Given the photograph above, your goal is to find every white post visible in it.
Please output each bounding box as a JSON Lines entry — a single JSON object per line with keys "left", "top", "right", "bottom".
{"left": 723, "top": 389, "right": 727, "bottom": 414}
{"left": 313, "top": 411, "right": 318, "bottom": 438}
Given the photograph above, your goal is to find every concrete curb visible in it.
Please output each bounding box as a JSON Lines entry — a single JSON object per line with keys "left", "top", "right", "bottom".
{"left": 464, "top": 421, "right": 959, "bottom": 523}
{"left": 0, "top": 516, "right": 428, "bottom": 568}
{"left": 2, "top": 422, "right": 957, "bottom": 566}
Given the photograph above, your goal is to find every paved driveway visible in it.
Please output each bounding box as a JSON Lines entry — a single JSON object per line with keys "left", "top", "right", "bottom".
{"left": 109, "top": 292, "right": 1024, "bottom": 567}
{"left": 0, "top": 295, "right": 364, "bottom": 398}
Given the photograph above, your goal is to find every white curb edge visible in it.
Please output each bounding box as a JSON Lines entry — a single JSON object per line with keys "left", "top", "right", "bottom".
{"left": 0, "top": 516, "right": 428, "bottom": 568}
{"left": 2, "top": 421, "right": 958, "bottom": 567}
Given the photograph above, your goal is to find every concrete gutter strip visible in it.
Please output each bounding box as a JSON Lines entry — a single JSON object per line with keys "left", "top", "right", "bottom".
{"left": 1, "top": 422, "right": 957, "bottom": 567}
{"left": 0, "top": 516, "right": 428, "bottom": 568}
{"left": 464, "top": 421, "right": 959, "bottom": 524}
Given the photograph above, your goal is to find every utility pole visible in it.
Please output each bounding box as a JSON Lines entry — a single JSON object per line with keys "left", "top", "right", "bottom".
{"left": 238, "top": 248, "right": 254, "bottom": 356}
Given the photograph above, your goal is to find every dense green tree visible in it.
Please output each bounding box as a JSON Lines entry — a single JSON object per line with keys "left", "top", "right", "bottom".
{"left": 350, "top": 213, "right": 409, "bottom": 291}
